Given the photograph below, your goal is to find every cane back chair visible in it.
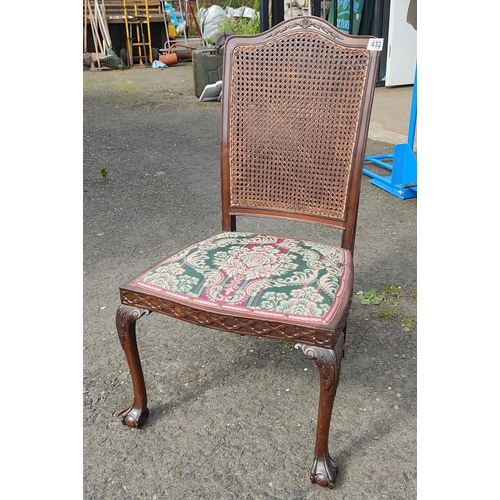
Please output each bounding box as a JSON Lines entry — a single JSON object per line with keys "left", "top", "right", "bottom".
{"left": 115, "top": 16, "right": 381, "bottom": 488}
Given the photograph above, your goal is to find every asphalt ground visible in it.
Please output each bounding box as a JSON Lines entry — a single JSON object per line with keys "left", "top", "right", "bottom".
{"left": 81, "top": 63, "right": 417, "bottom": 499}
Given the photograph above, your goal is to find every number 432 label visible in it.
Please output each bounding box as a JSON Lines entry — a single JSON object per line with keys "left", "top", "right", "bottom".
{"left": 367, "top": 38, "right": 384, "bottom": 51}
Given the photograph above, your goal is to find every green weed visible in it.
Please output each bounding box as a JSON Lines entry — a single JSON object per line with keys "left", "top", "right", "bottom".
{"left": 401, "top": 315, "right": 414, "bottom": 331}
{"left": 360, "top": 288, "right": 385, "bottom": 305}
{"left": 100, "top": 168, "right": 108, "bottom": 183}
{"left": 217, "top": 0, "right": 261, "bottom": 35}
{"left": 378, "top": 309, "right": 395, "bottom": 319}
{"left": 382, "top": 284, "right": 403, "bottom": 296}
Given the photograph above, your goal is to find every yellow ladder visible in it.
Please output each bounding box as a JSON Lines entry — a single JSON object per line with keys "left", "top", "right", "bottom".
{"left": 123, "top": 0, "right": 153, "bottom": 66}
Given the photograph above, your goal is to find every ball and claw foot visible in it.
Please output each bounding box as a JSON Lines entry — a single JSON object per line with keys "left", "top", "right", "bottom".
{"left": 310, "top": 453, "right": 338, "bottom": 489}
{"left": 114, "top": 403, "right": 150, "bottom": 428}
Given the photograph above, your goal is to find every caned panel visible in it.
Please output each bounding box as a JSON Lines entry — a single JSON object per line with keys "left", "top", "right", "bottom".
{"left": 228, "top": 32, "right": 370, "bottom": 220}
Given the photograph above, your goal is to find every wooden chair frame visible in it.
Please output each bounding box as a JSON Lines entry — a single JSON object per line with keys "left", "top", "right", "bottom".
{"left": 115, "top": 16, "right": 380, "bottom": 488}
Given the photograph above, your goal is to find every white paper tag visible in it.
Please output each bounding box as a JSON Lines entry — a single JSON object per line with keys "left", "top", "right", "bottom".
{"left": 367, "top": 38, "right": 384, "bottom": 51}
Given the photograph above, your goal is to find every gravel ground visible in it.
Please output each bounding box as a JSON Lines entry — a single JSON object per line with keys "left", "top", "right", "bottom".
{"left": 83, "top": 63, "right": 417, "bottom": 499}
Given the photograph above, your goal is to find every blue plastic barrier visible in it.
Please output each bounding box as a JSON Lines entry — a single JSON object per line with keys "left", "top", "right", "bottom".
{"left": 363, "top": 66, "right": 417, "bottom": 199}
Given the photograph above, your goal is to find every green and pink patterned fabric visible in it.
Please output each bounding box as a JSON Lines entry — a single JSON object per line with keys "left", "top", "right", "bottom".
{"left": 132, "top": 232, "right": 351, "bottom": 325}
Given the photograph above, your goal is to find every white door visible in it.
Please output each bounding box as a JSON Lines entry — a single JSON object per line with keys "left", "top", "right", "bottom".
{"left": 385, "top": 0, "right": 417, "bottom": 87}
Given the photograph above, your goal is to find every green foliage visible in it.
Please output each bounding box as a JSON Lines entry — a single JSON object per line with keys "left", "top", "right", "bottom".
{"left": 401, "top": 315, "right": 414, "bottom": 331}
{"left": 358, "top": 284, "right": 416, "bottom": 330}
{"left": 217, "top": 0, "right": 261, "bottom": 35}
{"left": 220, "top": 0, "right": 260, "bottom": 10}
{"left": 100, "top": 168, "right": 108, "bottom": 184}
{"left": 360, "top": 288, "right": 385, "bottom": 305}
{"left": 217, "top": 15, "right": 260, "bottom": 35}
{"left": 378, "top": 309, "right": 395, "bottom": 319}
{"left": 382, "top": 284, "right": 403, "bottom": 296}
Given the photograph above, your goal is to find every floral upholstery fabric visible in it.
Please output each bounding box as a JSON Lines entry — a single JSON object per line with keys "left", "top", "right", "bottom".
{"left": 132, "top": 232, "right": 351, "bottom": 325}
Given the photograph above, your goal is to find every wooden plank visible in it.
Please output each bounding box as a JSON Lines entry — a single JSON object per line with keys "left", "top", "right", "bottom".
{"left": 84, "top": 0, "right": 88, "bottom": 53}
{"left": 94, "top": 0, "right": 110, "bottom": 52}
{"left": 87, "top": 1, "right": 104, "bottom": 57}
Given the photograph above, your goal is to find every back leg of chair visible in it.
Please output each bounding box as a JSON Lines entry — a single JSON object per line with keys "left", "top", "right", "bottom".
{"left": 299, "top": 339, "right": 344, "bottom": 488}
{"left": 115, "top": 304, "right": 151, "bottom": 428}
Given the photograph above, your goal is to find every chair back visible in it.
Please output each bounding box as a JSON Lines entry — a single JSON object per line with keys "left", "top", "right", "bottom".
{"left": 220, "top": 16, "right": 381, "bottom": 252}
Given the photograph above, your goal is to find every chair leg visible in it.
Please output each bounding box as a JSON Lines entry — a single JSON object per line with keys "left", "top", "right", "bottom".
{"left": 299, "top": 339, "right": 344, "bottom": 488}
{"left": 115, "top": 304, "right": 150, "bottom": 428}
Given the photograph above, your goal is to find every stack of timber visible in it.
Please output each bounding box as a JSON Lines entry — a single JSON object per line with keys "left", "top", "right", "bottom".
{"left": 83, "top": 0, "right": 113, "bottom": 68}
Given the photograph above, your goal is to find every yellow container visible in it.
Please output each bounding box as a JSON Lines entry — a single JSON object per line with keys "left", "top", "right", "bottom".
{"left": 168, "top": 24, "right": 177, "bottom": 38}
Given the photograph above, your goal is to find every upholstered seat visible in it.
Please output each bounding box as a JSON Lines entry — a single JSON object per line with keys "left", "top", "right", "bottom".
{"left": 130, "top": 232, "right": 351, "bottom": 326}
{"left": 114, "top": 16, "right": 381, "bottom": 489}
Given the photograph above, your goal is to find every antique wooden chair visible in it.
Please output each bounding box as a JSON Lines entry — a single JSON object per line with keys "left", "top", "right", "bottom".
{"left": 115, "top": 16, "right": 381, "bottom": 488}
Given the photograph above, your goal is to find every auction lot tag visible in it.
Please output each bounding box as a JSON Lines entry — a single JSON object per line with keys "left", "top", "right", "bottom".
{"left": 367, "top": 38, "right": 384, "bottom": 51}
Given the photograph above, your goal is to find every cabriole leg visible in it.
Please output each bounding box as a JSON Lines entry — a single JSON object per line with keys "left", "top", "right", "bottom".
{"left": 115, "top": 304, "right": 150, "bottom": 428}
{"left": 299, "top": 339, "right": 344, "bottom": 488}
